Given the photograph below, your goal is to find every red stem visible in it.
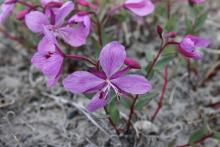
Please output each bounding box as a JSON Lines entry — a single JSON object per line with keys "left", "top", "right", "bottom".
{"left": 64, "top": 54, "right": 97, "bottom": 67}
{"left": 147, "top": 41, "right": 178, "bottom": 77}
{"left": 125, "top": 95, "right": 139, "bottom": 133}
{"left": 0, "top": 27, "right": 24, "bottom": 46}
{"left": 151, "top": 65, "right": 168, "bottom": 122}
{"left": 176, "top": 133, "right": 213, "bottom": 147}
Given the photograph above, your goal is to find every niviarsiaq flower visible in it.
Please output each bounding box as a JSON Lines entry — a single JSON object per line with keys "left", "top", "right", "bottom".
{"left": 0, "top": 0, "right": 16, "bottom": 23}
{"left": 124, "top": 0, "right": 155, "bottom": 16}
{"left": 31, "top": 37, "right": 64, "bottom": 87}
{"left": 25, "top": 1, "right": 91, "bottom": 47}
{"left": 178, "top": 35, "right": 209, "bottom": 60}
{"left": 63, "top": 41, "right": 152, "bottom": 112}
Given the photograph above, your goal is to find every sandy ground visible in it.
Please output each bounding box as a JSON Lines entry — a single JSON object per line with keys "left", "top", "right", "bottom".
{"left": 0, "top": 0, "right": 220, "bottom": 147}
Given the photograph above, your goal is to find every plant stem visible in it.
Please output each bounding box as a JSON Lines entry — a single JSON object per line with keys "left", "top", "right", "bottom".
{"left": 147, "top": 41, "right": 178, "bottom": 77}
{"left": 104, "top": 107, "right": 120, "bottom": 135}
{"left": 176, "top": 133, "right": 213, "bottom": 147}
{"left": 0, "top": 27, "right": 24, "bottom": 46}
{"left": 125, "top": 95, "right": 139, "bottom": 133}
{"left": 151, "top": 65, "right": 168, "bottom": 122}
{"left": 65, "top": 54, "right": 98, "bottom": 67}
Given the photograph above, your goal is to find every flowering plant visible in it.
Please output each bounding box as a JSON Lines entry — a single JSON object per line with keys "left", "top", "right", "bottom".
{"left": 1, "top": 0, "right": 219, "bottom": 146}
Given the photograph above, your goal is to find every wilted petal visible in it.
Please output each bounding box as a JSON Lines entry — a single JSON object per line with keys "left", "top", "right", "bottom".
{"left": 179, "top": 35, "right": 206, "bottom": 60}
{"left": 25, "top": 11, "right": 49, "bottom": 33}
{"left": 0, "top": 0, "right": 15, "bottom": 23}
{"left": 55, "top": 1, "right": 74, "bottom": 26}
{"left": 186, "top": 35, "right": 209, "bottom": 48}
{"left": 99, "top": 41, "right": 126, "bottom": 78}
{"left": 124, "top": 0, "right": 155, "bottom": 16}
{"left": 38, "top": 37, "right": 56, "bottom": 53}
{"left": 63, "top": 71, "right": 105, "bottom": 94}
{"left": 111, "top": 74, "right": 152, "bottom": 94}
{"left": 87, "top": 92, "right": 109, "bottom": 112}
{"left": 58, "top": 26, "right": 87, "bottom": 47}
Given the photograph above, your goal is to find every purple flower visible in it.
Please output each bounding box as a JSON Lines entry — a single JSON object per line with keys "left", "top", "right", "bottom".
{"left": 0, "top": 0, "right": 16, "bottom": 23}
{"left": 31, "top": 37, "right": 64, "bottom": 87}
{"left": 189, "top": 0, "right": 206, "bottom": 4}
{"left": 25, "top": 1, "right": 91, "bottom": 47}
{"left": 124, "top": 0, "right": 155, "bottom": 17}
{"left": 178, "top": 35, "right": 209, "bottom": 60}
{"left": 63, "top": 41, "right": 152, "bottom": 112}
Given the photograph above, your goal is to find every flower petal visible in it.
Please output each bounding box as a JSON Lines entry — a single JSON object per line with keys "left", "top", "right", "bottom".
{"left": 38, "top": 36, "right": 56, "bottom": 53}
{"left": 0, "top": 1, "right": 15, "bottom": 23}
{"left": 68, "top": 13, "right": 91, "bottom": 36}
{"left": 25, "top": 11, "right": 49, "bottom": 33}
{"left": 55, "top": 1, "right": 74, "bottom": 26}
{"left": 124, "top": 0, "right": 155, "bottom": 16}
{"left": 58, "top": 26, "right": 87, "bottom": 47}
{"left": 87, "top": 92, "right": 109, "bottom": 112}
{"left": 99, "top": 41, "right": 126, "bottom": 78}
{"left": 186, "top": 35, "right": 209, "bottom": 48}
{"left": 111, "top": 74, "right": 152, "bottom": 94}
{"left": 63, "top": 71, "right": 105, "bottom": 94}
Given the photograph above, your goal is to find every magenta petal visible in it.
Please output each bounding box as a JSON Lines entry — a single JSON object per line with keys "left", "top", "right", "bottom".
{"left": 0, "top": 0, "right": 15, "bottom": 23}
{"left": 58, "top": 26, "right": 87, "bottom": 47}
{"left": 186, "top": 35, "right": 209, "bottom": 48}
{"left": 42, "top": 53, "right": 63, "bottom": 77}
{"left": 124, "top": 0, "right": 155, "bottom": 16}
{"left": 111, "top": 74, "right": 152, "bottom": 94}
{"left": 43, "top": 25, "right": 57, "bottom": 45}
{"left": 55, "top": 1, "right": 74, "bottom": 26}
{"left": 25, "top": 11, "right": 49, "bottom": 33}
{"left": 99, "top": 41, "right": 126, "bottom": 78}
{"left": 69, "top": 13, "right": 91, "bottom": 36}
{"left": 87, "top": 92, "right": 108, "bottom": 112}
{"left": 63, "top": 71, "right": 105, "bottom": 94}
{"left": 38, "top": 37, "right": 56, "bottom": 53}
{"left": 190, "top": 0, "right": 205, "bottom": 4}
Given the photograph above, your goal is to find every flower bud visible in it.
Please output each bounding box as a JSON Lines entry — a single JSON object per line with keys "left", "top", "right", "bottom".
{"left": 16, "top": 9, "right": 30, "bottom": 20}
{"left": 157, "top": 25, "right": 163, "bottom": 39}
{"left": 124, "top": 57, "right": 141, "bottom": 69}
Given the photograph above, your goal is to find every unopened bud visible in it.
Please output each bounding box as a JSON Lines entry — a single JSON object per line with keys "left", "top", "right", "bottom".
{"left": 16, "top": 9, "right": 30, "bottom": 20}
{"left": 157, "top": 25, "right": 163, "bottom": 39}
{"left": 124, "top": 57, "right": 141, "bottom": 69}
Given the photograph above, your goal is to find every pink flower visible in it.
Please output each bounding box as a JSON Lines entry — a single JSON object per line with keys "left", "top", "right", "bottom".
{"left": 0, "top": 0, "right": 16, "bottom": 23}
{"left": 189, "top": 0, "right": 206, "bottom": 4}
{"left": 124, "top": 0, "right": 155, "bottom": 16}
{"left": 63, "top": 41, "right": 152, "bottom": 112}
{"left": 25, "top": 1, "right": 91, "bottom": 47}
{"left": 178, "top": 35, "right": 209, "bottom": 60}
{"left": 31, "top": 37, "right": 64, "bottom": 87}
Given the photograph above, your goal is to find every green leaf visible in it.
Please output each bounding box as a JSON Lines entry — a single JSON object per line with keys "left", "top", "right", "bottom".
{"left": 165, "top": 18, "right": 178, "bottom": 32}
{"left": 212, "top": 131, "right": 220, "bottom": 140}
{"left": 195, "top": 12, "right": 208, "bottom": 31}
{"left": 184, "top": 15, "right": 193, "bottom": 33}
{"left": 107, "top": 99, "right": 120, "bottom": 124}
{"left": 120, "top": 97, "right": 131, "bottom": 109}
{"left": 156, "top": 56, "right": 174, "bottom": 69}
{"left": 135, "top": 93, "right": 158, "bottom": 111}
{"left": 188, "top": 125, "right": 209, "bottom": 145}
